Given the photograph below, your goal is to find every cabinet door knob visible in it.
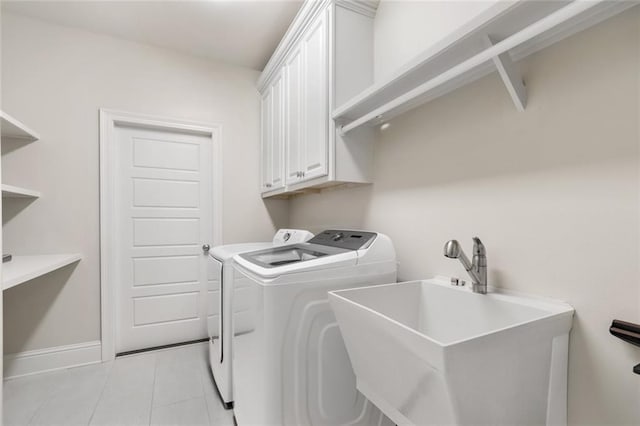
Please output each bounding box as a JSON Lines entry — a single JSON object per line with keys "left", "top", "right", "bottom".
{"left": 265, "top": 183, "right": 272, "bottom": 188}
{"left": 202, "top": 244, "right": 211, "bottom": 253}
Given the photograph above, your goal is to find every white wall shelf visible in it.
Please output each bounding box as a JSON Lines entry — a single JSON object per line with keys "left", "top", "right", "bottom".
{"left": 3, "top": 254, "right": 82, "bottom": 291}
{"left": 333, "top": 0, "right": 635, "bottom": 134}
{"left": 1, "top": 184, "right": 41, "bottom": 199}
{"left": 1, "top": 110, "right": 40, "bottom": 142}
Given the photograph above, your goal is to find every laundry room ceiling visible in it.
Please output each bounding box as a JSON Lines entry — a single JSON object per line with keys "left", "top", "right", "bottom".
{"left": 1, "top": 0, "right": 303, "bottom": 70}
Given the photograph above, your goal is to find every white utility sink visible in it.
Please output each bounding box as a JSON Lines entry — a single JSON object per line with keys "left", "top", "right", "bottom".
{"left": 329, "top": 277, "right": 574, "bottom": 426}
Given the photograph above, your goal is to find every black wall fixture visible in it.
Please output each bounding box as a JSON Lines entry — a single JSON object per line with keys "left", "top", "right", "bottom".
{"left": 609, "top": 319, "right": 640, "bottom": 375}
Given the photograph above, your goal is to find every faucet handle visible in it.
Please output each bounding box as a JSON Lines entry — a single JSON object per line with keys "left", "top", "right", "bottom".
{"left": 472, "top": 237, "right": 486, "bottom": 255}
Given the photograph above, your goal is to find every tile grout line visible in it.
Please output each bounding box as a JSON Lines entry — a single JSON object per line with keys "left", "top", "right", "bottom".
{"left": 200, "top": 349, "right": 215, "bottom": 426}
{"left": 25, "top": 371, "right": 68, "bottom": 425}
{"left": 11, "top": 344, "right": 210, "bottom": 426}
{"left": 153, "top": 396, "right": 207, "bottom": 409}
{"left": 148, "top": 353, "right": 159, "bottom": 426}
{"left": 86, "top": 361, "right": 116, "bottom": 426}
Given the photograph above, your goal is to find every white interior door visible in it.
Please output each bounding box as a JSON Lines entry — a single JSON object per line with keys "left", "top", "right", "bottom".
{"left": 113, "top": 124, "right": 213, "bottom": 353}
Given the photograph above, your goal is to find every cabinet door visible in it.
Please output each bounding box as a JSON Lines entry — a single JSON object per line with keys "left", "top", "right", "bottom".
{"left": 260, "top": 87, "right": 273, "bottom": 192}
{"left": 270, "top": 71, "right": 285, "bottom": 190}
{"left": 301, "top": 10, "right": 328, "bottom": 181}
{"left": 285, "top": 45, "right": 304, "bottom": 185}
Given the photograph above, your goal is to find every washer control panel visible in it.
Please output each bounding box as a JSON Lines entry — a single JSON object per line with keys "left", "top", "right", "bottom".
{"left": 308, "top": 230, "right": 377, "bottom": 250}
{"left": 273, "top": 229, "right": 314, "bottom": 245}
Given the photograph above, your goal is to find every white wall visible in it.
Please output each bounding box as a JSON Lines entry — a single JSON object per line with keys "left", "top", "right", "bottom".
{"left": 373, "top": 0, "right": 496, "bottom": 81}
{"left": 290, "top": 7, "right": 640, "bottom": 426}
{"left": 0, "top": 12, "right": 288, "bottom": 354}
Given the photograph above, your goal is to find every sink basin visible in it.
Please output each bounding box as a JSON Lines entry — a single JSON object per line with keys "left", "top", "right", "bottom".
{"left": 329, "top": 277, "right": 574, "bottom": 426}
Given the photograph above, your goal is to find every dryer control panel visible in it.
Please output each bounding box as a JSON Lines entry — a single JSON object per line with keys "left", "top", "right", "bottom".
{"left": 308, "top": 230, "right": 377, "bottom": 250}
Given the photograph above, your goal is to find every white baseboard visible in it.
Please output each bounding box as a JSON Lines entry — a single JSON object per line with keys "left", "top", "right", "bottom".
{"left": 3, "top": 340, "right": 102, "bottom": 379}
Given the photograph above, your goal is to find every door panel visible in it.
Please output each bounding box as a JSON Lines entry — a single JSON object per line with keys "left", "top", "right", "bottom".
{"left": 271, "top": 72, "right": 285, "bottom": 189}
{"left": 133, "top": 292, "right": 199, "bottom": 326}
{"left": 132, "top": 137, "right": 200, "bottom": 171}
{"left": 302, "top": 11, "right": 329, "bottom": 181}
{"left": 132, "top": 178, "right": 199, "bottom": 208}
{"left": 115, "top": 125, "right": 213, "bottom": 353}
{"left": 132, "top": 255, "right": 199, "bottom": 286}
{"left": 132, "top": 218, "right": 200, "bottom": 246}
{"left": 285, "top": 46, "right": 304, "bottom": 185}
{"left": 261, "top": 89, "right": 273, "bottom": 191}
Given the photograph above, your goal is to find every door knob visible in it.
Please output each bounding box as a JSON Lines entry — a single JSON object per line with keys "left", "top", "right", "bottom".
{"left": 202, "top": 244, "right": 211, "bottom": 253}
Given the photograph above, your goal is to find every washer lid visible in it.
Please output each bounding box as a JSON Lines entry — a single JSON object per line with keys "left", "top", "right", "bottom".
{"left": 209, "top": 242, "right": 273, "bottom": 261}
{"left": 239, "top": 243, "right": 350, "bottom": 268}
{"left": 234, "top": 242, "right": 358, "bottom": 278}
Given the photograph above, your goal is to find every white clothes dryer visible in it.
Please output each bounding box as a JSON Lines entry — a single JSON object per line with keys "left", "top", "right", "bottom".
{"left": 232, "top": 230, "right": 397, "bottom": 426}
{"left": 207, "top": 229, "right": 313, "bottom": 408}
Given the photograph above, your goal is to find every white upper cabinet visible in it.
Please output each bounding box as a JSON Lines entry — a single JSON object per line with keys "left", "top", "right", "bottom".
{"left": 261, "top": 70, "right": 285, "bottom": 192}
{"left": 260, "top": 85, "right": 273, "bottom": 191}
{"left": 271, "top": 71, "right": 285, "bottom": 189}
{"left": 300, "top": 11, "right": 328, "bottom": 182}
{"left": 258, "top": 0, "right": 377, "bottom": 197}
{"left": 284, "top": 44, "right": 304, "bottom": 186}
{"left": 260, "top": 87, "right": 272, "bottom": 191}
{"left": 285, "top": 10, "right": 329, "bottom": 186}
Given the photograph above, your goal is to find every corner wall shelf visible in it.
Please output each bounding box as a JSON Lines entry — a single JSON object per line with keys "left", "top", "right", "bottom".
{"left": 333, "top": 0, "right": 636, "bottom": 134}
{"left": 3, "top": 254, "right": 82, "bottom": 291}
{"left": 1, "top": 184, "right": 41, "bottom": 199}
{"left": 0, "top": 111, "right": 40, "bottom": 142}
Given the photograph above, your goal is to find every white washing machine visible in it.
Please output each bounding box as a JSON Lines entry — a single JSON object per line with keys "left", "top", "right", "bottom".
{"left": 207, "top": 229, "right": 313, "bottom": 408}
{"left": 232, "top": 230, "right": 397, "bottom": 426}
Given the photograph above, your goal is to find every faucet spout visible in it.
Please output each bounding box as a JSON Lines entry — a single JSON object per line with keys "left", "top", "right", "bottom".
{"left": 443, "top": 237, "right": 487, "bottom": 294}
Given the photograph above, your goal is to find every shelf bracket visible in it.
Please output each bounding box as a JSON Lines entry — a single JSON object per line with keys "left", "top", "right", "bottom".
{"left": 485, "top": 35, "right": 527, "bottom": 112}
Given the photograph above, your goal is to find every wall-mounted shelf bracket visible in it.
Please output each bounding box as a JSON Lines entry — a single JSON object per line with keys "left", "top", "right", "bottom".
{"left": 486, "top": 35, "right": 527, "bottom": 112}
{"left": 332, "top": 0, "right": 636, "bottom": 135}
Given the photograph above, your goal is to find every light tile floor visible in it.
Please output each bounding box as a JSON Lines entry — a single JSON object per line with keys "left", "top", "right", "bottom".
{"left": 3, "top": 342, "right": 234, "bottom": 426}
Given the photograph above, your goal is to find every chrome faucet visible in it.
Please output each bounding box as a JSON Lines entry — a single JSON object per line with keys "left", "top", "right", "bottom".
{"left": 444, "top": 237, "right": 487, "bottom": 294}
